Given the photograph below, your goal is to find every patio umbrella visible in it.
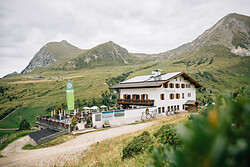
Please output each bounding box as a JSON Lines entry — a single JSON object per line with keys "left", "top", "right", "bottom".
{"left": 90, "top": 106, "right": 99, "bottom": 110}
{"left": 83, "top": 107, "right": 90, "bottom": 113}
{"left": 100, "top": 105, "right": 107, "bottom": 111}
{"left": 100, "top": 105, "right": 107, "bottom": 108}
{"left": 90, "top": 106, "right": 99, "bottom": 112}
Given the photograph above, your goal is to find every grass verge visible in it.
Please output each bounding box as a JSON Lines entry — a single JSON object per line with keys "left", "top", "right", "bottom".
{"left": 77, "top": 113, "right": 189, "bottom": 166}
{"left": 0, "top": 130, "right": 34, "bottom": 152}
{"left": 22, "top": 134, "right": 76, "bottom": 150}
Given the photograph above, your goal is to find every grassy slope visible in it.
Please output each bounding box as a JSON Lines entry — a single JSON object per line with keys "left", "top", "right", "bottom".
{"left": 0, "top": 107, "right": 47, "bottom": 129}
{"left": 43, "top": 41, "right": 84, "bottom": 63}
{"left": 0, "top": 130, "right": 15, "bottom": 138}
{"left": 0, "top": 45, "right": 249, "bottom": 128}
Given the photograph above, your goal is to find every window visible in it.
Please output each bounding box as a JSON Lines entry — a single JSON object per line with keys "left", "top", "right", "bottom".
{"left": 183, "top": 105, "right": 185, "bottom": 110}
{"left": 176, "top": 93, "right": 180, "bottom": 99}
{"left": 170, "top": 93, "right": 174, "bottom": 99}
{"left": 188, "top": 93, "right": 191, "bottom": 97}
{"left": 177, "top": 105, "right": 179, "bottom": 110}
{"left": 163, "top": 83, "right": 168, "bottom": 88}
{"left": 181, "top": 84, "right": 185, "bottom": 88}
{"left": 168, "top": 106, "right": 170, "bottom": 112}
{"left": 186, "top": 84, "right": 191, "bottom": 88}
{"left": 174, "top": 105, "right": 176, "bottom": 110}
{"left": 175, "top": 83, "right": 180, "bottom": 88}
{"left": 132, "top": 94, "right": 140, "bottom": 100}
{"left": 162, "top": 107, "right": 165, "bottom": 113}
{"left": 171, "top": 106, "right": 173, "bottom": 111}
{"left": 160, "top": 94, "right": 164, "bottom": 100}
{"left": 170, "top": 83, "right": 174, "bottom": 88}
{"left": 182, "top": 93, "right": 184, "bottom": 99}
{"left": 158, "top": 107, "right": 161, "bottom": 114}
{"left": 123, "top": 94, "right": 131, "bottom": 99}
{"left": 141, "top": 94, "right": 148, "bottom": 100}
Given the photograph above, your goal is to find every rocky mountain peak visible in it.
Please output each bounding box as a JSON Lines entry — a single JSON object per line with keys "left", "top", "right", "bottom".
{"left": 161, "top": 13, "right": 250, "bottom": 57}
{"left": 21, "top": 40, "right": 83, "bottom": 74}
{"left": 21, "top": 46, "right": 56, "bottom": 74}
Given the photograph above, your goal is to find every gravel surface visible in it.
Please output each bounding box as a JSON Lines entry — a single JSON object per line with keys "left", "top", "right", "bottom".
{"left": 0, "top": 121, "right": 154, "bottom": 167}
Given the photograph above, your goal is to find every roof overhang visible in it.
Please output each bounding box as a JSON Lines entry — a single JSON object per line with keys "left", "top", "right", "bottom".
{"left": 158, "top": 72, "right": 202, "bottom": 88}
{"left": 110, "top": 71, "right": 202, "bottom": 89}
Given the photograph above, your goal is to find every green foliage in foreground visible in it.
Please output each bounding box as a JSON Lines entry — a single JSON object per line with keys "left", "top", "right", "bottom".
{"left": 153, "top": 124, "right": 180, "bottom": 148}
{"left": 122, "top": 131, "right": 153, "bottom": 160}
{"left": 149, "top": 86, "right": 250, "bottom": 167}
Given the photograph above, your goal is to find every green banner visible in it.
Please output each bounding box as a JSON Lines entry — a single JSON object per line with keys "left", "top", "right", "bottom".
{"left": 66, "top": 81, "right": 74, "bottom": 111}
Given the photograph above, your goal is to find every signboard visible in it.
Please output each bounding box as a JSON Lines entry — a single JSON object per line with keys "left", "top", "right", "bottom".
{"left": 102, "top": 111, "right": 114, "bottom": 121}
{"left": 114, "top": 110, "right": 125, "bottom": 119}
{"left": 66, "top": 81, "right": 74, "bottom": 111}
{"left": 95, "top": 114, "right": 101, "bottom": 122}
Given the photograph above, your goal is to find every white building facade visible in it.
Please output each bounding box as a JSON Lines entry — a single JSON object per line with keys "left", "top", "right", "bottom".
{"left": 111, "top": 71, "right": 202, "bottom": 113}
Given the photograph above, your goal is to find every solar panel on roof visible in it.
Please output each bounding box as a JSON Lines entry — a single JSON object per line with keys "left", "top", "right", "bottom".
{"left": 121, "top": 72, "right": 183, "bottom": 83}
{"left": 121, "top": 75, "right": 152, "bottom": 83}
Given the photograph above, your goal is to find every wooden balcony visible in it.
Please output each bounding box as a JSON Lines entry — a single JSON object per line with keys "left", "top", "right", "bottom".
{"left": 117, "top": 99, "right": 154, "bottom": 106}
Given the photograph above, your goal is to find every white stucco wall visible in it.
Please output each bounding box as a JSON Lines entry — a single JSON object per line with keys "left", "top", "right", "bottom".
{"left": 92, "top": 107, "right": 157, "bottom": 128}
{"left": 120, "top": 76, "right": 196, "bottom": 112}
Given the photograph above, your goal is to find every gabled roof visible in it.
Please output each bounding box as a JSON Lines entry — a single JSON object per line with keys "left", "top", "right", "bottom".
{"left": 110, "top": 71, "right": 202, "bottom": 89}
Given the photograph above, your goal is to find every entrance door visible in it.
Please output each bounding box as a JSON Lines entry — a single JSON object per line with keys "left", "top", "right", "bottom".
{"left": 158, "top": 107, "right": 161, "bottom": 114}
{"left": 162, "top": 107, "right": 165, "bottom": 113}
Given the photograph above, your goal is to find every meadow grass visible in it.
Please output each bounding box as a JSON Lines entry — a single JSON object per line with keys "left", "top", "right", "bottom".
{"left": 0, "top": 106, "right": 47, "bottom": 129}
{"left": 0, "top": 130, "right": 16, "bottom": 138}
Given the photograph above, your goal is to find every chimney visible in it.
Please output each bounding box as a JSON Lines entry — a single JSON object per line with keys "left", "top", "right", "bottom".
{"left": 152, "top": 69, "right": 164, "bottom": 81}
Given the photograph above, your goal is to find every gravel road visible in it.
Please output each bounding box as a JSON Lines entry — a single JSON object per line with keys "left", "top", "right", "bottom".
{"left": 0, "top": 121, "right": 154, "bottom": 167}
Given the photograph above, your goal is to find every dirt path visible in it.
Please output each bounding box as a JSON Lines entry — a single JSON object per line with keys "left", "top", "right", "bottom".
{"left": 0, "top": 121, "right": 155, "bottom": 167}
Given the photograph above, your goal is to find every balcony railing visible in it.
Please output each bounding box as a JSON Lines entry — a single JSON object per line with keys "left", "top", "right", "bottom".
{"left": 117, "top": 99, "right": 154, "bottom": 106}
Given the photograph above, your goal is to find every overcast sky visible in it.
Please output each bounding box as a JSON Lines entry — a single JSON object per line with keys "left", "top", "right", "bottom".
{"left": 0, "top": 0, "right": 249, "bottom": 77}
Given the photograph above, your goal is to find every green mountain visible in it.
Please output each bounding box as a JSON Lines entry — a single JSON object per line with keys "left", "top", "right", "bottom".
{"left": 56, "top": 41, "right": 144, "bottom": 70}
{"left": 21, "top": 40, "right": 84, "bottom": 74}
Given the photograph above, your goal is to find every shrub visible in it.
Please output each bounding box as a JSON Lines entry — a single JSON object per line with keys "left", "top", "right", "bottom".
{"left": 86, "top": 116, "right": 92, "bottom": 125}
{"left": 19, "top": 119, "right": 31, "bottom": 130}
{"left": 71, "top": 115, "right": 78, "bottom": 127}
{"left": 154, "top": 124, "right": 180, "bottom": 147}
{"left": 122, "top": 131, "right": 153, "bottom": 160}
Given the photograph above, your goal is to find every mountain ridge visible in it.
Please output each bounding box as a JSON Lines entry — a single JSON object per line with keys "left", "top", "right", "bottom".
{"left": 21, "top": 40, "right": 84, "bottom": 74}
{"left": 20, "top": 13, "right": 250, "bottom": 74}
{"left": 158, "top": 13, "right": 250, "bottom": 58}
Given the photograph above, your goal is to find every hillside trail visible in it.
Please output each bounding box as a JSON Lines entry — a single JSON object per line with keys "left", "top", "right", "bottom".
{"left": 0, "top": 120, "right": 156, "bottom": 167}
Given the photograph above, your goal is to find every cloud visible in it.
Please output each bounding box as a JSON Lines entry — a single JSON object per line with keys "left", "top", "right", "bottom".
{"left": 0, "top": 0, "right": 250, "bottom": 77}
